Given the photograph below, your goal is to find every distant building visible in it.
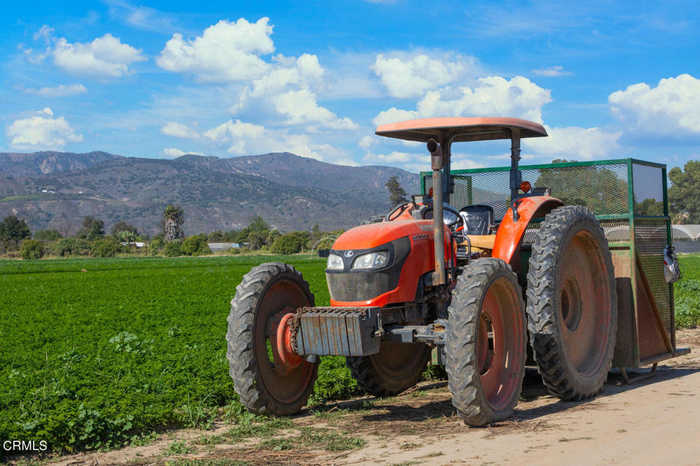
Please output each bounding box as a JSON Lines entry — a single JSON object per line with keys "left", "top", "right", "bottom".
{"left": 208, "top": 242, "right": 240, "bottom": 252}
{"left": 672, "top": 225, "right": 700, "bottom": 253}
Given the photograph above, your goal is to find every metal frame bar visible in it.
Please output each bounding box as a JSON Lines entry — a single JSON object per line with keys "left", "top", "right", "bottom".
{"left": 420, "top": 157, "right": 648, "bottom": 179}
{"left": 662, "top": 164, "right": 675, "bottom": 347}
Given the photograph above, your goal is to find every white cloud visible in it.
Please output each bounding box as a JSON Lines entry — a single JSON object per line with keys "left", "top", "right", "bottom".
{"left": 418, "top": 76, "right": 551, "bottom": 122}
{"left": 365, "top": 151, "right": 414, "bottom": 164}
{"left": 163, "top": 147, "right": 185, "bottom": 157}
{"left": 162, "top": 147, "right": 203, "bottom": 157}
{"left": 245, "top": 53, "right": 324, "bottom": 99}
{"left": 230, "top": 53, "right": 355, "bottom": 131}
{"left": 373, "top": 76, "right": 551, "bottom": 125}
{"left": 363, "top": 149, "right": 486, "bottom": 173}
{"left": 161, "top": 121, "right": 200, "bottom": 139}
{"left": 7, "top": 108, "right": 83, "bottom": 149}
{"left": 525, "top": 125, "right": 621, "bottom": 160}
{"left": 451, "top": 155, "right": 486, "bottom": 170}
{"left": 359, "top": 135, "right": 375, "bottom": 149}
{"left": 318, "top": 51, "right": 384, "bottom": 100}
{"left": 204, "top": 119, "right": 266, "bottom": 154}
{"left": 531, "top": 65, "right": 573, "bottom": 77}
{"left": 33, "top": 25, "right": 54, "bottom": 43}
{"left": 373, "top": 107, "right": 418, "bottom": 126}
{"left": 52, "top": 33, "right": 145, "bottom": 77}
{"left": 362, "top": 150, "right": 434, "bottom": 172}
{"left": 156, "top": 18, "right": 354, "bottom": 133}
{"left": 271, "top": 89, "right": 357, "bottom": 129}
{"left": 106, "top": 0, "right": 177, "bottom": 32}
{"left": 203, "top": 118, "right": 355, "bottom": 164}
{"left": 157, "top": 18, "right": 274, "bottom": 82}
{"left": 25, "top": 84, "right": 87, "bottom": 97}
{"left": 609, "top": 74, "right": 700, "bottom": 137}
{"left": 372, "top": 52, "right": 479, "bottom": 98}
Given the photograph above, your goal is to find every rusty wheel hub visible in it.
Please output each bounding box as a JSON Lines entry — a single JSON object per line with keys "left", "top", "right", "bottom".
{"left": 477, "top": 277, "right": 525, "bottom": 412}
{"left": 558, "top": 230, "right": 613, "bottom": 376}
{"left": 255, "top": 281, "right": 315, "bottom": 405}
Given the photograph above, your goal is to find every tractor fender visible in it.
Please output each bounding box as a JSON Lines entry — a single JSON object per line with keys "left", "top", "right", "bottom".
{"left": 492, "top": 196, "right": 564, "bottom": 264}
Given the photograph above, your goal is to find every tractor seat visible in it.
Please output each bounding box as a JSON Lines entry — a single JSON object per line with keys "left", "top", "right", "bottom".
{"left": 460, "top": 205, "right": 494, "bottom": 236}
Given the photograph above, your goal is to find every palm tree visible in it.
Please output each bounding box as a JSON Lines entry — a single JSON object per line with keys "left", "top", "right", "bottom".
{"left": 163, "top": 205, "right": 184, "bottom": 241}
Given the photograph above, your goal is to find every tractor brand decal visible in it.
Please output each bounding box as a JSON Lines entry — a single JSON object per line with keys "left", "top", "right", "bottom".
{"left": 343, "top": 250, "right": 354, "bottom": 258}
{"left": 420, "top": 224, "right": 433, "bottom": 232}
{"left": 412, "top": 234, "right": 430, "bottom": 242}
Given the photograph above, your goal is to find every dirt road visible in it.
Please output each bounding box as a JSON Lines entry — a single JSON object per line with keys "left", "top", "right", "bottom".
{"left": 48, "top": 329, "right": 700, "bottom": 465}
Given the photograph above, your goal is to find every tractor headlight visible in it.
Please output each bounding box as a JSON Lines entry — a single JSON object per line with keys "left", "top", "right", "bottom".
{"left": 326, "top": 253, "right": 344, "bottom": 271}
{"left": 351, "top": 251, "right": 388, "bottom": 270}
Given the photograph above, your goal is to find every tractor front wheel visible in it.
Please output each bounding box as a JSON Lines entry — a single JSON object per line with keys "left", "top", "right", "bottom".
{"left": 446, "top": 258, "right": 527, "bottom": 426}
{"left": 226, "top": 262, "right": 318, "bottom": 415}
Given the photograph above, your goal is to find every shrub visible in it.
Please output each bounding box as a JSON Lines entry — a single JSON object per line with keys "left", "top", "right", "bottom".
{"left": 271, "top": 233, "right": 304, "bottom": 255}
{"left": 91, "top": 238, "right": 121, "bottom": 258}
{"left": 316, "top": 236, "right": 336, "bottom": 250}
{"left": 53, "top": 238, "right": 91, "bottom": 256}
{"left": 181, "top": 234, "right": 211, "bottom": 256}
{"left": 247, "top": 231, "right": 267, "bottom": 250}
{"left": 77, "top": 216, "right": 105, "bottom": 240}
{"left": 33, "top": 229, "right": 63, "bottom": 241}
{"left": 164, "top": 240, "right": 183, "bottom": 257}
{"left": 20, "top": 239, "right": 45, "bottom": 260}
{"left": 149, "top": 237, "right": 165, "bottom": 256}
{"left": 207, "top": 231, "right": 224, "bottom": 242}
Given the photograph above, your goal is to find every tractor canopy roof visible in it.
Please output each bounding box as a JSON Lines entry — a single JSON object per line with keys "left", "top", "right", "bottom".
{"left": 375, "top": 117, "right": 547, "bottom": 143}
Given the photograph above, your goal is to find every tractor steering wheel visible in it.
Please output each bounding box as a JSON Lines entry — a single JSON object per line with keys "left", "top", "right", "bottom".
{"left": 385, "top": 202, "right": 411, "bottom": 221}
{"left": 422, "top": 203, "right": 462, "bottom": 229}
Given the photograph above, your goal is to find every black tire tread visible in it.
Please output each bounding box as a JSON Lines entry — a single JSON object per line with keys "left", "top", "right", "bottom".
{"left": 225, "top": 262, "right": 316, "bottom": 415}
{"left": 525, "top": 205, "right": 617, "bottom": 401}
{"left": 346, "top": 345, "right": 429, "bottom": 397}
{"left": 446, "top": 258, "right": 526, "bottom": 426}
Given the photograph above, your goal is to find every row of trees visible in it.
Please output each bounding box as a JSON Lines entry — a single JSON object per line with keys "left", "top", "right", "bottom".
{"left": 0, "top": 203, "right": 340, "bottom": 259}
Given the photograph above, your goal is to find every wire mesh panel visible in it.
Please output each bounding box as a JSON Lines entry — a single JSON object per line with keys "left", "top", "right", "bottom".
{"left": 525, "top": 163, "right": 629, "bottom": 215}
{"left": 635, "top": 219, "right": 673, "bottom": 336}
{"left": 633, "top": 164, "right": 665, "bottom": 216}
{"left": 423, "top": 161, "right": 629, "bottom": 219}
{"left": 424, "top": 171, "right": 511, "bottom": 218}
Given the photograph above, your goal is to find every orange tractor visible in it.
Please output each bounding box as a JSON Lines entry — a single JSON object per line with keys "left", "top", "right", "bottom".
{"left": 226, "top": 117, "right": 620, "bottom": 425}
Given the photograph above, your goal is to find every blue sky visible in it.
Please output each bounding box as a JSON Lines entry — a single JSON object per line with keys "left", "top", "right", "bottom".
{"left": 1, "top": 0, "right": 699, "bottom": 172}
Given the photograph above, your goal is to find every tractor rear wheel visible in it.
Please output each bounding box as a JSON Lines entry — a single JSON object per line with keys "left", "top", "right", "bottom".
{"left": 346, "top": 342, "right": 429, "bottom": 396}
{"left": 526, "top": 205, "right": 617, "bottom": 400}
{"left": 446, "top": 258, "right": 527, "bottom": 426}
{"left": 226, "top": 262, "right": 318, "bottom": 415}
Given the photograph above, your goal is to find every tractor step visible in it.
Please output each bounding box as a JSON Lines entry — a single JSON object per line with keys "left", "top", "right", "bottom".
{"left": 294, "top": 307, "right": 381, "bottom": 357}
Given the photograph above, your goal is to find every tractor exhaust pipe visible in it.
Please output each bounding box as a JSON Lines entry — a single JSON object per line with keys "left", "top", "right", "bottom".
{"left": 428, "top": 138, "right": 446, "bottom": 286}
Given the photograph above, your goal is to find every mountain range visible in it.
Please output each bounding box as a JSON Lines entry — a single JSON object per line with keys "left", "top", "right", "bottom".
{"left": 0, "top": 151, "right": 420, "bottom": 236}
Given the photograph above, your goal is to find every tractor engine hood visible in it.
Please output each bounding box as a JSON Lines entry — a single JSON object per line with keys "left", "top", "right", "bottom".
{"left": 327, "top": 219, "right": 450, "bottom": 307}
{"left": 333, "top": 219, "right": 434, "bottom": 250}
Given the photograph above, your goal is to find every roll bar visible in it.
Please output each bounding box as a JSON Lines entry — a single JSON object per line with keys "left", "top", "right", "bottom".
{"left": 375, "top": 117, "right": 548, "bottom": 286}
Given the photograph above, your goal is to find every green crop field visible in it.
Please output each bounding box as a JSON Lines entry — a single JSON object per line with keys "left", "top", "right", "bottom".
{"left": 1, "top": 254, "right": 698, "bottom": 455}
{"left": 0, "top": 256, "right": 358, "bottom": 455}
